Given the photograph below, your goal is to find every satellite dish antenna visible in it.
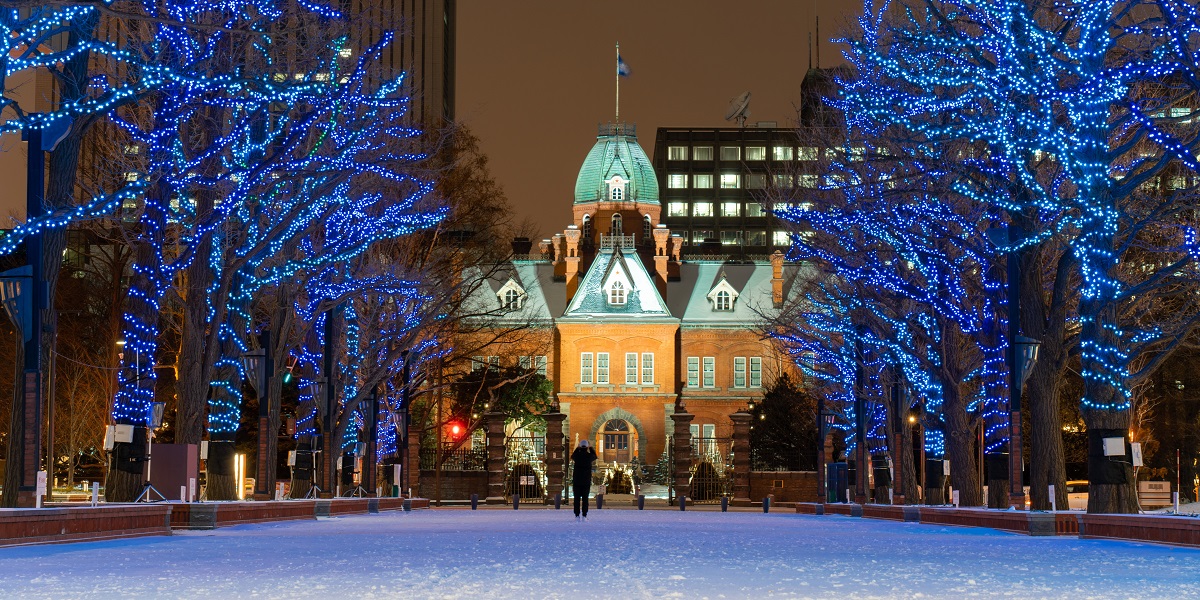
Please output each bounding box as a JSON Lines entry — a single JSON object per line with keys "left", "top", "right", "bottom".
{"left": 724, "top": 91, "right": 752, "bottom": 128}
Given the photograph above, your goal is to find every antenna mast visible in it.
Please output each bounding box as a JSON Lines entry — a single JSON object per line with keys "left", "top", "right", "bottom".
{"left": 615, "top": 42, "right": 620, "bottom": 124}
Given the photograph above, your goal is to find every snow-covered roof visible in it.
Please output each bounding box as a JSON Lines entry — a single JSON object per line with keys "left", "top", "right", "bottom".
{"left": 562, "top": 247, "right": 672, "bottom": 319}
{"left": 667, "top": 261, "right": 801, "bottom": 326}
{"left": 460, "top": 261, "right": 556, "bottom": 325}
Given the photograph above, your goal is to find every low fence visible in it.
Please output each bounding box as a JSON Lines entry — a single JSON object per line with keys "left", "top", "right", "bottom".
{"left": 0, "top": 504, "right": 172, "bottom": 547}
{"left": 795, "top": 503, "right": 1200, "bottom": 547}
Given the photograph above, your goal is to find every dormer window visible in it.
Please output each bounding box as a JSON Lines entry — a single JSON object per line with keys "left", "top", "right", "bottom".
{"left": 609, "top": 280, "right": 627, "bottom": 305}
{"left": 706, "top": 275, "right": 740, "bottom": 311}
{"left": 496, "top": 278, "right": 526, "bottom": 311}
{"left": 714, "top": 290, "right": 732, "bottom": 311}
{"left": 607, "top": 175, "right": 627, "bottom": 203}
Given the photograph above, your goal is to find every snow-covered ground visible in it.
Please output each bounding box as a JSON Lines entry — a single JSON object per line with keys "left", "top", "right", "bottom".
{"left": 2, "top": 507, "right": 1198, "bottom": 599}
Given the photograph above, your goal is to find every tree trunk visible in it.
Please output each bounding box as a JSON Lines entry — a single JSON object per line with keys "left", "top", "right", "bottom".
{"left": 986, "top": 453, "right": 1009, "bottom": 508}
{"left": 1, "top": 335, "right": 24, "bottom": 507}
{"left": 105, "top": 426, "right": 147, "bottom": 502}
{"left": 205, "top": 439, "right": 238, "bottom": 501}
{"left": 943, "top": 385, "right": 981, "bottom": 506}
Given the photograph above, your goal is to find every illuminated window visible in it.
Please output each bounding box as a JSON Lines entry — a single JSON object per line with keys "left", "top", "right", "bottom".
{"left": 745, "top": 146, "right": 766, "bottom": 161}
{"left": 746, "top": 203, "right": 765, "bottom": 217}
{"left": 693, "top": 174, "right": 713, "bottom": 188}
{"left": 668, "top": 202, "right": 688, "bottom": 217}
{"left": 721, "top": 202, "right": 741, "bottom": 217}
{"left": 693, "top": 202, "right": 714, "bottom": 217}
{"left": 798, "top": 147, "right": 818, "bottom": 161}
{"left": 773, "top": 174, "right": 794, "bottom": 188}
{"left": 773, "top": 146, "right": 793, "bottom": 160}
{"left": 668, "top": 174, "right": 688, "bottom": 189}
{"left": 721, "top": 146, "right": 741, "bottom": 161}
{"left": 668, "top": 146, "right": 688, "bottom": 160}
{"left": 773, "top": 231, "right": 791, "bottom": 246}
{"left": 720, "top": 174, "right": 740, "bottom": 189}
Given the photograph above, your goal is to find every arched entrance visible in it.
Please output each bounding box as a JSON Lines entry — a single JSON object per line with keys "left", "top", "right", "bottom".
{"left": 588, "top": 407, "right": 647, "bottom": 465}
{"left": 600, "top": 419, "right": 633, "bottom": 463}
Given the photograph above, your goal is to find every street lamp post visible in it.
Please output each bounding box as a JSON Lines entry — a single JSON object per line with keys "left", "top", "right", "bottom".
{"left": 989, "top": 223, "right": 1042, "bottom": 510}
{"left": 0, "top": 265, "right": 40, "bottom": 507}
{"left": 241, "top": 331, "right": 272, "bottom": 500}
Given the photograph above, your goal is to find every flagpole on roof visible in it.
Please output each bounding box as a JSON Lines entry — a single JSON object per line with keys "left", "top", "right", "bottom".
{"left": 615, "top": 42, "right": 620, "bottom": 125}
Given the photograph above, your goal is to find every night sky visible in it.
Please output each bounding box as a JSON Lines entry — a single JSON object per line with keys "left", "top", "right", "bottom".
{"left": 456, "top": 1, "right": 855, "bottom": 241}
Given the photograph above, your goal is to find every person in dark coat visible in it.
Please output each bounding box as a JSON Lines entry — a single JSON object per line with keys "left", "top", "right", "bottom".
{"left": 571, "top": 439, "right": 598, "bottom": 520}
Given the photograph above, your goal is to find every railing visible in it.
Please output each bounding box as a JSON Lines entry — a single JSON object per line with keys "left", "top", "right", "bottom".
{"left": 600, "top": 234, "right": 636, "bottom": 250}
{"left": 419, "top": 447, "right": 487, "bottom": 471}
{"left": 598, "top": 122, "right": 636, "bottom": 136}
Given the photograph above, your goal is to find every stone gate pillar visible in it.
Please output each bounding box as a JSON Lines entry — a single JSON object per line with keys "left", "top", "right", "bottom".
{"left": 544, "top": 410, "right": 567, "bottom": 503}
{"left": 730, "top": 411, "right": 752, "bottom": 504}
{"left": 484, "top": 411, "right": 508, "bottom": 504}
{"left": 670, "top": 407, "right": 694, "bottom": 504}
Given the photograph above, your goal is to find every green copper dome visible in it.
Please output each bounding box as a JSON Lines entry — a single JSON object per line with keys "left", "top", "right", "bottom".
{"left": 573, "top": 123, "right": 659, "bottom": 205}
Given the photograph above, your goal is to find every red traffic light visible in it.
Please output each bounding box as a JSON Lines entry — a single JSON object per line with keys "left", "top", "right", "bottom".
{"left": 446, "top": 421, "right": 466, "bottom": 440}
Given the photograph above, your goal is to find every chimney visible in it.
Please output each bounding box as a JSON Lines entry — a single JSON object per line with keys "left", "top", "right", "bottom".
{"left": 653, "top": 224, "right": 671, "bottom": 298}
{"left": 538, "top": 239, "right": 553, "bottom": 261}
{"left": 564, "top": 226, "right": 582, "bottom": 301}
{"left": 770, "top": 250, "right": 785, "bottom": 308}
{"left": 510, "top": 237, "right": 532, "bottom": 257}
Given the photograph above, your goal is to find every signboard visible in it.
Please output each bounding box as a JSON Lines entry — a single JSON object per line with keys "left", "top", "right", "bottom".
{"left": 35, "top": 470, "right": 47, "bottom": 496}
{"left": 519, "top": 476, "right": 534, "bottom": 486}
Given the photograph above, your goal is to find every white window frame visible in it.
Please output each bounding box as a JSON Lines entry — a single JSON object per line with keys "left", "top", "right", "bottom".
{"left": 597, "top": 352, "right": 610, "bottom": 384}
{"left": 518, "top": 356, "right": 530, "bottom": 370}
{"left": 702, "top": 357, "right": 715, "bottom": 388}
{"left": 472, "top": 356, "right": 485, "bottom": 371}
{"left": 581, "top": 352, "right": 593, "bottom": 384}
{"left": 626, "top": 352, "right": 638, "bottom": 384}
{"left": 687, "top": 357, "right": 700, "bottom": 388}
{"left": 734, "top": 357, "right": 747, "bottom": 388}
{"left": 609, "top": 281, "right": 627, "bottom": 305}
{"left": 715, "top": 290, "right": 733, "bottom": 311}
{"left": 750, "top": 357, "right": 762, "bottom": 387}
{"left": 641, "top": 353, "right": 654, "bottom": 385}
{"left": 535, "top": 355, "right": 548, "bottom": 377}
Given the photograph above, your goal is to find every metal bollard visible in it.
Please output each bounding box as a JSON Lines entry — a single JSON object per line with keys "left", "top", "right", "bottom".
{"left": 596, "top": 494, "right": 604, "bottom": 510}
{"left": 638, "top": 495, "right": 645, "bottom": 510}
{"left": 721, "top": 496, "right": 728, "bottom": 512}
{"left": 513, "top": 495, "right": 519, "bottom": 510}
{"left": 554, "top": 492, "right": 561, "bottom": 509}
{"left": 471, "top": 493, "right": 478, "bottom": 510}
{"left": 763, "top": 497, "right": 771, "bottom": 513}
{"left": 679, "top": 496, "right": 687, "bottom": 511}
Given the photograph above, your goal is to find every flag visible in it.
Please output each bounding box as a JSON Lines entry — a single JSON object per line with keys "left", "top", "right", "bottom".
{"left": 617, "top": 54, "right": 631, "bottom": 77}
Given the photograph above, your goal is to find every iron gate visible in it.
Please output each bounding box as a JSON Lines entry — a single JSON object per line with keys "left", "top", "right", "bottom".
{"left": 505, "top": 435, "right": 546, "bottom": 500}
{"left": 690, "top": 437, "right": 733, "bottom": 503}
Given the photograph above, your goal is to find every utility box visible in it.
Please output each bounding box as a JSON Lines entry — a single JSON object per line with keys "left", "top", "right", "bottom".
{"left": 150, "top": 444, "right": 199, "bottom": 501}
{"left": 1137, "top": 481, "right": 1172, "bottom": 509}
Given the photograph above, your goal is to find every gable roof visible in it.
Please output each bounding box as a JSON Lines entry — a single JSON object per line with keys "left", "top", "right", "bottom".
{"left": 562, "top": 247, "right": 672, "bottom": 319}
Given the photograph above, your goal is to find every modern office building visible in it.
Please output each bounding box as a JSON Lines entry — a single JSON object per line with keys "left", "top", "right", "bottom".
{"left": 651, "top": 67, "right": 850, "bottom": 258}
{"left": 342, "top": 0, "right": 457, "bottom": 129}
